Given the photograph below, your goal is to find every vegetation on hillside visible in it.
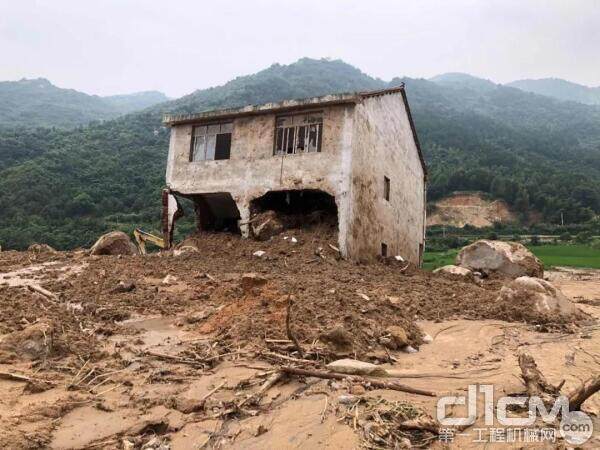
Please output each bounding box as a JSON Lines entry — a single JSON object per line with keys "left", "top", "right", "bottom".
{"left": 508, "top": 78, "right": 600, "bottom": 106}
{"left": 0, "top": 78, "right": 168, "bottom": 129}
{"left": 0, "top": 58, "right": 599, "bottom": 250}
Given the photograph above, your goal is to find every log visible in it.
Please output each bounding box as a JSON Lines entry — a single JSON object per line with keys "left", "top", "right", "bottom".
{"left": 518, "top": 353, "right": 560, "bottom": 397}
{"left": 280, "top": 366, "right": 436, "bottom": 397}
{"left": 568, "top": 375, "right": 600, "bottom": 411}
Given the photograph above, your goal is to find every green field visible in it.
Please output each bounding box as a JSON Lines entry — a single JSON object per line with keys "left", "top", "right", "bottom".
{"left": 423, "top": 244, "right": 600, "bottom": 271}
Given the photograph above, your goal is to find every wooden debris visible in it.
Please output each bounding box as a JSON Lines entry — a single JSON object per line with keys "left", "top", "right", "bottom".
{"left": 26, "top": 284, "right": 59, "bottom": 302}
{"left": 0, "top": 371, "right": 32, "bottom": 383}
{"left": 279, "top": 366, "right": 436, "bottom": 397}
{"left": 238, "top": 372, "right": 284, "bottom": 407}
{"left": 518, "top": 352, "right": 600, "bottom": 411}
{"left": 568, "top": 375, "right": 600, "bottom": 411}
{"left": 285, "top": 296, "right": 304, "bottom": 358}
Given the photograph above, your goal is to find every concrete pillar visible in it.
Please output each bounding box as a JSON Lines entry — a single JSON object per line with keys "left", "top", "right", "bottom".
{"left": 236, "top": 200, "right": 251, "bottom": 238}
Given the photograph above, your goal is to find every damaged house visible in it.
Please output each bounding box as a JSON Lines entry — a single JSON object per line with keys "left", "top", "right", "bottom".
{"left": 162, "top": 85, "right": 427, "bottom": 264}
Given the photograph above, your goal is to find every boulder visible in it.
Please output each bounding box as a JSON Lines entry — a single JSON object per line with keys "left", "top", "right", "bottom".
{"left": 173, "top": 246, "right": 200, "bottom": 257}
{"left": 27, "top": 243, "right": 56, "bottom": 254}
{"left": 498, "top": 276, "right": 580, "bottom": 316}
{"left": 240, "top": 273, "right": 268, "bottom": 291}
{"left": 456, "top": 240, "right": 543, "bottom": 278}
{"left": 319, "top": 325, "right": 354, "bottom": 352}
{"left": 326, "top": 358, "right": 387, "bottom": 377}
{"left": 251, "top": 210, "right": 284, "bottom": 241}
{"left": 380, "top": 325, "right": 409, "bottom": 350}
{"left": 433, "top": 265, "right": 473, "bottom": 278}
{"left": 90, "top": 231, "right": 139, "bottom": 256}
{"left": 0, "top": 321, "right": 54, "bottom": 360}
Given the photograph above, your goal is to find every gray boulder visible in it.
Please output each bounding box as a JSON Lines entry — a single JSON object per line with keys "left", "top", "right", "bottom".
{"left": 498, "top": 276, "right": 580, "bottom": 316}
{"left": 90, "top": 231, "right": 139, "bottom": 256}
{"left": 433, "top": 264, "right": 473, "bottom": 277}
{"left": 456, "top": 240, "right": 543, "bottom": 278}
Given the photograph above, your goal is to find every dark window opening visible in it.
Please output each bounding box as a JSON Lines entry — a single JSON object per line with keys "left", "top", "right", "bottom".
{"left": 215, "top": 133, "right": 231, "bottom": 160}
{"left": 384, "top": 176, "right": 390, "bottom": 201}
{"left": 192, "top": 192, "right": 240, "bottom": 233}
{"left": 274, "top": 113, "right": 323, "bottom": 155}
{"left": 190, "top": 122, "right": 232, "bottom": 161}
{"left": 381, "top": 242, "right": 388, "bottom": 257}
{"left": 250, "top": 189, "right": 338, "bottom": 231}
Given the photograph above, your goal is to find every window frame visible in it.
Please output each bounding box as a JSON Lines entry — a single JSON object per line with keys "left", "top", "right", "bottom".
{"left": 190, "top": 121, "right": 233, "bottom": 162}
{"left": 273, "top": 111, "right": 323, "bottom": 156}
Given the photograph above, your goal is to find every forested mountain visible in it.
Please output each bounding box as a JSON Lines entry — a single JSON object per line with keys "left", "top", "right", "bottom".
{"left": 0, "top": 78, "right": 168, "bottom": 128}
{"left": 103, "top": 91, "right": 170, "bottom": 114}
{"left": 507, "top": 78, "right": 600, "bottom": 106}
{"left": 0, "top": 58, "right": 599, "bottom": 250}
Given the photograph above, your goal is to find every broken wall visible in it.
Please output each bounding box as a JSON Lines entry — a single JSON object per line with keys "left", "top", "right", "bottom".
{"left": 165, "top": 105, "right": 355, "bottom": 254}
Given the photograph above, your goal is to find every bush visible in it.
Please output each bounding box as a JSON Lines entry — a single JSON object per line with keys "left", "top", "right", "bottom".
{"left": 559, "top": 232, "right": 572, "bottom": 242}
{"left": 575, "top": 231, "right": 593, "bottom": 244}
{"left": 530, "top": 235, "right": 540, "bottom": 245}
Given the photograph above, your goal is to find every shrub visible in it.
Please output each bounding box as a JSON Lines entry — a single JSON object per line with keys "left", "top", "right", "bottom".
{"left": 559, "top": 232, "right": 572, "bottom": 242}
{"left": 575, "top": 231, "right": 593, "bottom": 244}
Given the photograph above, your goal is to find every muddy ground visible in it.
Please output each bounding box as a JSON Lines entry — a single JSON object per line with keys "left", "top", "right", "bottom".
{"left": 0, "top": 229, "right": 598, "bottom": 449}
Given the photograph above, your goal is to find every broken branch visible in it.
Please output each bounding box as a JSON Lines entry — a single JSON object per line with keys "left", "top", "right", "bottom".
{"left": 568, "top": 375, "right": 600, "bottom": 411}
{"left": 238, "top": 372, "right": 284, "bottom": 407}
{"left": 285, "top": 296, "right": 304, "bottom": 358}
{"left": 280, "top": 366, "right": 436, "bottom": 397}
{"left": 26, "top": 284, "right": 59, "bottom": 302}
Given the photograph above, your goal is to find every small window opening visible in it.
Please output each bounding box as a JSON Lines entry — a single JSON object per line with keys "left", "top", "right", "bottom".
{"left": 384, "top": 176, "right": 390, "bottom": 201}
{"left": 381, "top": 242, "right": 388, "bottom": 257}
{"left": 190, "top": 122, "right": 232, "bottom": 161}
{"left": 274, "top": 113, "right": 323, "bottom": 155}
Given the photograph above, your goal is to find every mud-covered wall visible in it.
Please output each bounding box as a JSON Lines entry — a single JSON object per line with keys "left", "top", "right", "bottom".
{"left": 347, "top": 93, "right": 426, "bottom": 263}
{"left": 165, "top": 105, "right": 355, "bottom": 254}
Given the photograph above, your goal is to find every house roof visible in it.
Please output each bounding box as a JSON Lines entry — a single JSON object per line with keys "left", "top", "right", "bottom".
{"left": 163, "top": 84, "right": 427, "bottom": 179}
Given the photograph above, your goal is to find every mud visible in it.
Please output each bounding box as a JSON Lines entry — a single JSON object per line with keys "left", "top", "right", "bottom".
{"left": 0, "top": 229, "right": 598, "bottom": 449}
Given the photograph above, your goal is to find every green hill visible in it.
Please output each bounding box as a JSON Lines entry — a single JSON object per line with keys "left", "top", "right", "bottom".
{"left": 0, "top": 59, "right": 599, "bottom": 250}
{"left": 507, "top": 78, "right": 600, "bottom": 106}
{"left": 0, "top": 78, "right": 168, "bottom": 129}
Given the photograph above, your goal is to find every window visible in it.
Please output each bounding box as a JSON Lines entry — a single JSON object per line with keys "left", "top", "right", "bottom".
{"left": 274, "top": 113, "right": 323, "bottom": 155}
{"left": 384, "top": 176, "right": 390, "bottom": 201}
{"left": 381, "top": 242, "right": 388, "bottom": 257}
{"left": 190, "top": 122, "right": 232, "bottom": 161}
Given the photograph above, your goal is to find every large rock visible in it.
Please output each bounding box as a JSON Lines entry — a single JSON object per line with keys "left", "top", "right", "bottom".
{"left": 240, "top": 273, "right": 268, "bottom": 291}
{"left": 0, "top": 321, "right": 54, "bottom": 360}
{"left": 498, "top": 277, "right": 580, "bottom": 316}
{"left": 319, "top": 325, "right": 354, "bottom": 353}
{"left": 90, "top": 231, "right": 139, "bottom": 256}
{"left": 251, "top": 210, "right": 284, "bottom": 241}
{"left": 27, "top": 243, "right": 57, "bottom": 254}
{"left": 433, "top": 265, "right": 473, "bottom": 278}
{"left": 380, "top": 325, "right": 409, "bottom": 350}
{"left": 456, "top": 240, "right": 543, "bottom": 278}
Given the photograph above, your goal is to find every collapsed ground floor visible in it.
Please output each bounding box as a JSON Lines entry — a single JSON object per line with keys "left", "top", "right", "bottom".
{"left": 162, "top": 187, "right": 425, "bottom": 265}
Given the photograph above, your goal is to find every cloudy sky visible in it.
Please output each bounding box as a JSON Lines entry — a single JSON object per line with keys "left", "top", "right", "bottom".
{"left": 1, "top": 0, "right": 598, "bottom": 98}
